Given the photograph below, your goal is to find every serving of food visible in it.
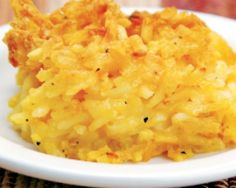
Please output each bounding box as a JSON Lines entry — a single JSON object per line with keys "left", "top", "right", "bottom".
{"left": 3, "top": 0, "right": 236, "bottom": 164}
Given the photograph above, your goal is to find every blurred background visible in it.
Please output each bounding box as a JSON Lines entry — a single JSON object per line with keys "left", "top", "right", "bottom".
{"left": 0, "top": 0, "right": 235, "bottom": 25}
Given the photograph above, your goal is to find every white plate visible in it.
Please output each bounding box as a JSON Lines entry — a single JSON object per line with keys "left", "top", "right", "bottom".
{"left": 0, "top": 8, "right": 236, "bottom": 188}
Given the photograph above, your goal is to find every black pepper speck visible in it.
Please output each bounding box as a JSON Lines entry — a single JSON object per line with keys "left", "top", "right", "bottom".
{"left": 144, "top": 117, "right": 149, "bottom": 123}
{"left": 105, "top": 48, "right": 109, "bottom": 53}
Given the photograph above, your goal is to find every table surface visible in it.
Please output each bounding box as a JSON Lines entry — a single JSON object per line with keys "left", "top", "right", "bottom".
{"left": 1, "top": 0, "right": 236, "bottom": 187}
